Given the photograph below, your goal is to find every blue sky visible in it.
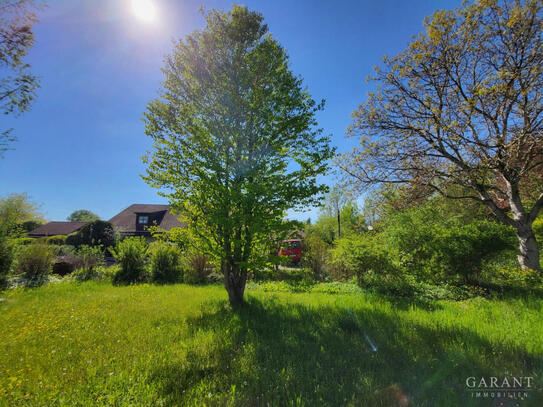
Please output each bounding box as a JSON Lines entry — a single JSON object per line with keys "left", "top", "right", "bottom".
{"left": 0, "top": 0, "right": 460, "bottom": 221}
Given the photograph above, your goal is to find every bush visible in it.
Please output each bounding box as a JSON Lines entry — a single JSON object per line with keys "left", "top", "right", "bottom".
{"left": 13, "top": 237, "right": 35, "bottom": 246}
{"left": 183, "top": 250, "right": 211, "bottom": 284}
{"left": 110, "top": 237, "right": 148, "bottom": 284}
{"left": 66, "top": 220, "right": 116, "bottom": 248}
{"left": 301, "top": 233, "right": 331, "bottom": 281}
{"left": 77, "top": 245, "right": 104, "bottom": 272}
{"left": 149, "top": 242, "right": 182, "bottom": 284}
{"left": 534, "top": 215, "right": 543, "bottom": 246}
{"left": 46, "top": 235, "right": 66, "bottom": 245}
{"left": 384, "top": 202, "right": 516, "bottom": 282}
{"left": 427, "top": 221, "right": 516, "bottom": 282}
{"left": 0, "top": 234, "right": 14, "bottom": 288}
{"left": 53, "top": 245, "right": 77, "bottom": 257}
{"left": 70, "top": 265, "right": 118, "bottom": 282}
{"left": 15, "top": 244, "right": 54, "bottom": 286}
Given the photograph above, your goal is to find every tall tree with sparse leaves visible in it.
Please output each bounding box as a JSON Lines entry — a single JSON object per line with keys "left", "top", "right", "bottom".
{"left": 143, "top": 6, "right": 333, "bottom": 304}
{"left": 0, "top": 0, "right": 41, "bottom": 156}
{"left": 339, "top": 0, "right": 543, "bottom": 271}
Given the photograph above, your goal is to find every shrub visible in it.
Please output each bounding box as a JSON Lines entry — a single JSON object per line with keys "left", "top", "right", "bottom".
{"left": 427, "top": 221, "right": 516, "bottom": 282}
{"left": 534, "top": 215, "right": 543, "bottom": 246}
{"left": 384, "top": 202, "right": 516, "bottom": 282}
{"left": 15, "top": 244, "right": 54, "bottom": 286}
{"left": 301, "top": 233, "right": 331, "bottom": 281}
{"left": 149, "top": 242, "right": 182, "bottom": 284}
{"left": 46, "top": 235, "right": 66, "bottom": 245}
{"left": 70, "top": 265, "right": 118, "bottom": 282}
{"left": 0, "top": 234, "right": 14, "bottom": 288}
{"left": 183, "top": 250, "right": 211, "bottom": 284}
{"left": 331, "top": 233, "right": 394, "bottom": 284}
{"left": 66, "top": 220, "right": 116, "bottom": 248}
{"left": 53, "top": 245, "right": 77, "bottom": 257}
{"left": 110, "top": 237, "right": 148, "bottom": 284}
{"left": 13, "top": 237, "right": 35, "bottom": 246}
{"left": 77, "top": 245, "right": 104, "bottom": 272}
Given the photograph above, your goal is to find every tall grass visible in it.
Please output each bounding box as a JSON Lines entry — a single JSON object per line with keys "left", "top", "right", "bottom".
{"left": 0, "top": 282, "right": 541, "bottom": 406}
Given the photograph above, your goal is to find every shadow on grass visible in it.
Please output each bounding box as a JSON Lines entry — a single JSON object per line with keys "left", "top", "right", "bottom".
{"left": 149, "top": 296, "right": 543, "bottom": 406}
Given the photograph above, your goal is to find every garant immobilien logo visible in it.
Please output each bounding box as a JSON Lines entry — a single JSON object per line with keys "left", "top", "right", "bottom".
{"left": 465, "top": 376, "right": 534, "bottom": 401}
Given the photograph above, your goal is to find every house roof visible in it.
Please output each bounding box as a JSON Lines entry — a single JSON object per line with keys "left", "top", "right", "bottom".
{"left": 108, "top": 204, "right": 186, "bottom": 235}
{"left": 28, "top": 221, "right": 88, "bottom": 237}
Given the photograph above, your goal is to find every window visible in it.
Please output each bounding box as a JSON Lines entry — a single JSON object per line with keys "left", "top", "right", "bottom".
{"left": 138, "top": 215, "right": 149, "bottom": 225}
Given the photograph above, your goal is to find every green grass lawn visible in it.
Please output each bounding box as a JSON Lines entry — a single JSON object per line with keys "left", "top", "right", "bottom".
{"left": 0, "top": 282, "right": 542, "bottom": 406}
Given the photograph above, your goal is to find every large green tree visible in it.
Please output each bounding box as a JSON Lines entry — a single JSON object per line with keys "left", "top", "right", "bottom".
{"left": 0, "top": 0, "right": 41, "bottom": 156}
{"left": 143, "top": 6, "right": 333, "bottom": 304}
{"left": 339, "top": 0, "right": 543, "bottom": 271}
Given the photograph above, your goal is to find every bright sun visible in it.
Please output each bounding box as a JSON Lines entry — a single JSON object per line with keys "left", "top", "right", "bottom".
{"left": 131, "top": 0, "right": 157, "bottom": 23}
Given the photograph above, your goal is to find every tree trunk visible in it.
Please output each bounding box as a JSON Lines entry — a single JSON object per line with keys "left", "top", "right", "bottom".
{"left": 497, "top": 180, "right": 542, "bottom": 271}
{"left": 337, "top": 210, "right": 341, "bottom": 238}
{"left": 516, "top": 223, "right": 541, "bottom": 271}
{"left": 223, "top": 261, "right": 246, "bottom": 306}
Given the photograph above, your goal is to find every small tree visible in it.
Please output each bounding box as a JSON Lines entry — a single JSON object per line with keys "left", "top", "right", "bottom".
{"left": 67, "top": 209, "right": 100, "bottom": 222}
{"left": 143, "top": 6, "right": 333, "bottom": 304}
{"left": 339, "top": 0, "right": 543, "bottom": 270}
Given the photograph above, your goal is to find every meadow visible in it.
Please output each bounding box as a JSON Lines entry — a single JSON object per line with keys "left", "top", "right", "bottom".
{"left": 0, "top": 282, "right": 542, "bottom": 406}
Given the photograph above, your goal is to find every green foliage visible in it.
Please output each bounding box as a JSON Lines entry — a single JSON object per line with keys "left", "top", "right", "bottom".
{"left": 12, "top": 237, "right": 34, "bottom": 246}
{"left": 301, "top": 232, "right": 331, "bottom": 281}
{"left": 65, "top": 220, "right": 115, "bottom": 248}
{"left": 310, "top": 202, "right": 363, "bottom": 244}
{"left": 46, "top": 235, "right": 66, "bottom": 245}
{"left": 67, "top": 209, "right": 100, "bottom": 222}
{"left": 0, "top": 193, "right": 44, "bottom": 237}
{"left": 0, "top": 233, "right": 14, "bottom": 288}
{"left": 253, "top": 265, "right": 314, "bottom": 283}
{"left": 149, "top": 242, "right": 182, "bottom": 284}
{"left": 142, "top": 5, "right": 333, "bottom": 303}
{"left": 15, "top": 243, "right": 54, "bottom": 286}
{"left": 384, "top": 202, "right": 516, "bottom": 281}
{"left": 534, "top": 215, "right": 543, "bottom": 246}
{"left": 70, "top": 265, "right": 117, "bottom": 283}
{"left": 110, "top": 237, "right": 148, "bottom": 284}
{"left": 182, "top": 249, "right": 212, "bottom": 284}
{"left": 77, "top": 245, "right": 104, "bottom": 273}
{"left": 331, "top": 233, "right": 394, "bottom": 280}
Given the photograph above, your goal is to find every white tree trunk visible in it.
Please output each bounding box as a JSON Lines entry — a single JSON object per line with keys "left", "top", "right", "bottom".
{"left": 516, "top": 223, "right": 541, "bottom": 271}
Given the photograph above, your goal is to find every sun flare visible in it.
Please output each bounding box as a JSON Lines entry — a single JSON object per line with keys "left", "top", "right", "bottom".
{"left": 131, "top": 0, "right": 157, "bottom": 23}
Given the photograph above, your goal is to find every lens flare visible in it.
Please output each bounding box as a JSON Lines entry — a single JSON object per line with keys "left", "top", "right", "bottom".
{"left": 131, "top": 0, "right": 156, "bottom": 23}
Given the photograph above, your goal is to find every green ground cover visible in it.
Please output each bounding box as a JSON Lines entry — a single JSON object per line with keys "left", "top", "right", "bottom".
{"left": 0, "top": 282, "right": 541, "bottom": 406}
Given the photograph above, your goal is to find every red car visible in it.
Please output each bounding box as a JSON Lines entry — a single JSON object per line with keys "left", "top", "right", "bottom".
{"left": 278, "top": 239, "right": 303, "bottom": 266}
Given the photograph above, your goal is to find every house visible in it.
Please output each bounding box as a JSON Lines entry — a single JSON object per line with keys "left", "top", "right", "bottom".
{"left": 28, "top": 221, "right": 88, "bottom": 238}
{"left": 108, "top": 204, "right": 186, "bottom": 238}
